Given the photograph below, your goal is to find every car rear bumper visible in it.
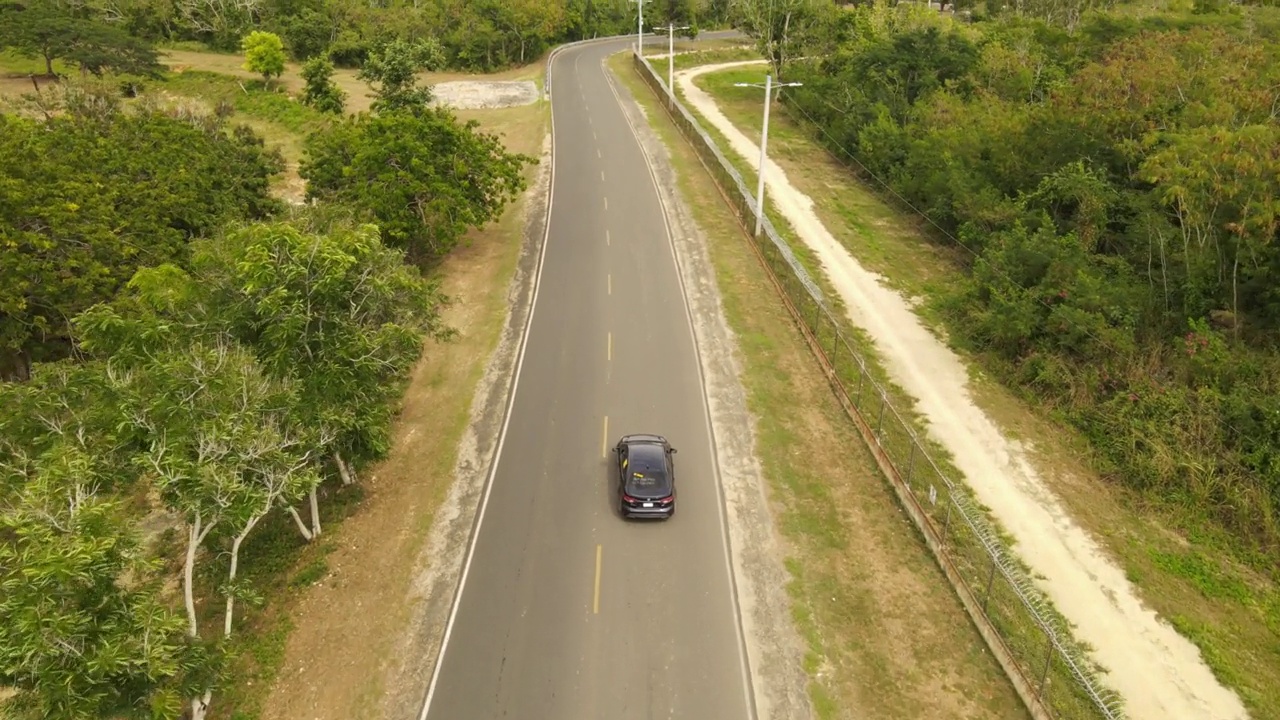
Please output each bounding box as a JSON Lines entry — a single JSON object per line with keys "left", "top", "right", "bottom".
{"left": 621, "top": 501, "right": 674, "bottom": 518}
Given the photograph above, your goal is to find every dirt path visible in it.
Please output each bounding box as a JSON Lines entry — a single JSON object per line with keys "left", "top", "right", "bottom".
{"left": 674, "top": 60, "right": 1249, "bottom": 720}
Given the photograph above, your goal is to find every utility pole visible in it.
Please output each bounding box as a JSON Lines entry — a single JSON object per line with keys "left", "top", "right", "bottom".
{"left": 734, "top": 74, "right": 802, "bottom": 236}
{"left": 630, "top": 0, "right": 650, "bottom": 54}
{"left": 656, "top": 23, "right": 690, "bottom": 108}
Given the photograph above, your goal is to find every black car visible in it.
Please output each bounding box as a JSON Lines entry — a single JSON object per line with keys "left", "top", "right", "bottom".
{"left": 611, "top": 434, "right": 678, "bottom": 519}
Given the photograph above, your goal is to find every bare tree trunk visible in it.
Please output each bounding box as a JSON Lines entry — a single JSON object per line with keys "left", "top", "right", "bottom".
{"left": 190, "top": 689, "right": 212, "bottom": 720}
{"left": 224, "top": 513, "right": 264, "bottom": 637}
{"left": 309, "top": 486, "right": 322, "bottom": 537}
{"left": 184, "top": 512, "right": 215, "bottom": 637}
{"left": 284, "top": 486, "right": 323, "bottom": 540}
{"left": 334, "top": 450, "right": 356, "bottom": 485}
{"left": 185, "top": 512, "right": 217, "bottom": 720}
{"left": 286, "top": 505, "right": 315, "bottom": 541}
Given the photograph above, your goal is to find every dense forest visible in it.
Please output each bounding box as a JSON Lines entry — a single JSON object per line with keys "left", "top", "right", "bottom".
{"left": 752, "top": 0, "right": 1280, "bottom": 567}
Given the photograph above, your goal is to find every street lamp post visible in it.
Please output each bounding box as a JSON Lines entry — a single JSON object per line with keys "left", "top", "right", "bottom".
{"left": 734, "top": 75, "right": 802, "bottom": 236}
{"left": 631, "top": 0, "right": 650, "bottom": 54}
{"left": 656, "top": 24, "right": 690, "bottom": 108}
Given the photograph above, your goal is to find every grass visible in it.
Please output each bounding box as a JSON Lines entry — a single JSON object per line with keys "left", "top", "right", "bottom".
{"left": 641, "top": 44, "right": 761, "bottom": 72}
{"left": 160, "top": 71, "right": 323, "bottom": 134}
{"left": 684, "top": 60, "right": 1280, "bottom": 718}
{"left": 184, "top": 487, "right": 365, "bottom": 718}
{"left": 609, "top": 50, "right": 1028, "bottom": 720}
{"left": 160, "top": 47, "right": 544, "bottom": 115}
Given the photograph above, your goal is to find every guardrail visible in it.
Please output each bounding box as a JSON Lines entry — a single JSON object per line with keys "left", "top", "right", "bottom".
{"left": 628, "top": 50, "right": 1125, "bottom": 720}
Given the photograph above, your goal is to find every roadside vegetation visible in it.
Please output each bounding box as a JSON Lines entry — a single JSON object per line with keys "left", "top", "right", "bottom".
{"left": 717, "top": 0, "right": 1280, "bottom": 714}
{"left": 0, "top": 2, "right": 587, "bottom": 718}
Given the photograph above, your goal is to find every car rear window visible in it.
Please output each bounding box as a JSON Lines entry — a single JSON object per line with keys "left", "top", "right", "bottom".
{"left": 625, "top": 469, "right": 671, "bottom": 495}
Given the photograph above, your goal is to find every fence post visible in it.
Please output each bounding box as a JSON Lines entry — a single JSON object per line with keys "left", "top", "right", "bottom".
{"left": 941, "top": 496, "right": 953, "bottom": 552}
{"left": 875, "top": 390, "right": 887, "bottom": 436}
{"left": 854, "top": 364, "right": 865, "bottom": 406}
{"left": 982, "top": 557, "right": 998, "bottom": 612}
{"left": 905, "top": 440, "right": 917, "bottom": 488}
{"left": 1038, "top": 630, "right": 1055, "bottom": 699}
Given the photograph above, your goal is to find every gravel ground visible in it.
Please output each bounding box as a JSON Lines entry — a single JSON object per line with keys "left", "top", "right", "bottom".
{"left": 430, "top": 80, "right": 540, "bottom": 110}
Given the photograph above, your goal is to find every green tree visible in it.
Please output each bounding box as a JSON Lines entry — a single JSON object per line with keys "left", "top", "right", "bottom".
{"left": 0, "top": 105, "right": 282, "bottom": 380}
{"left": 241, "top": 30, "right": 286, "bottom": 85}
{"left": 0, "top": 2, "right": 163, "bottom": 77}
{"left": 0, "top": 360, "right": 139, "bottom": 495}
{"left": 0, "top": 442, "right": 212, "bottom": 720}
{"left": 300, "top": 108, "right": 533, "bottom": 262}
{"left": 495, "top": 0, "right": 569, "bottom": 64}
{"left": 172, "top": 0, "right": 260, "bottom": 50}
{"left": 192, "top": 221, "right": 453, "bottom": 538}
{"left": 76, "top": 291, "right": 324, "bottom": 720}
{"left": 1141, "top": 123, "right": 1280, "bottom": 333}
{"left": 280, "top": 6, "right": 334, "bottom": 60}
{"left": 357, "top": 38, "right": 444, "bottom": 112}
{"left": 300, "top": 55, "right": 345, "bottom": 113}
{"left": 730, "top": 0, "right": 832, "bottom": 77}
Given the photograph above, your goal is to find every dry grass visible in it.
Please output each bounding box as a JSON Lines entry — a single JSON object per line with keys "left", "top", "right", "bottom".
{"left": 161, "top": 49, "right": 543, "bottom": 115}
{"left": 689, "top": 64, "right": 1280, "bottom": 717}
{"left": 609, "top": 51, "right": 1027, "bottom": 720}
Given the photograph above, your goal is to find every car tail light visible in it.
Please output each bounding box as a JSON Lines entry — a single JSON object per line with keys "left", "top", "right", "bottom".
{"left": 658, "top": 495, "right": 674, "bottom": 504}
{"left": 622, "top": 494, "right": 638, "bottom": 503}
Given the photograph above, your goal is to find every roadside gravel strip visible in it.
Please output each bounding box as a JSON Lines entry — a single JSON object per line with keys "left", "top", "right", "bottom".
{"left": 674, "top": 59, "right": 1249, "bottom": 720}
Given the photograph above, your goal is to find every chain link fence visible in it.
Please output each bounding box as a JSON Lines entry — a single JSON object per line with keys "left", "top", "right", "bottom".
{"left": 628, "top": 50, "right": 1125, "bottom": 720}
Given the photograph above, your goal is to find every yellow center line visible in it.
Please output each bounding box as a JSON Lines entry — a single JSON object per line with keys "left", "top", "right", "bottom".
{"left": 593, "top": 544, "right": 603, "bottom": 614}
{"left": 601, "top": 415, "right": 608, "bottom": 458}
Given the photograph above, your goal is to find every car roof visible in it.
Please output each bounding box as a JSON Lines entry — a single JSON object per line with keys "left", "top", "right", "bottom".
{"left": 626, "top": 441, "right": 667, "bottom": 468}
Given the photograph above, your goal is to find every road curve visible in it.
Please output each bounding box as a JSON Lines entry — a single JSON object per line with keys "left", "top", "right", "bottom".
{"left": 418, "top": 37, "right": 756, "bottom": 720}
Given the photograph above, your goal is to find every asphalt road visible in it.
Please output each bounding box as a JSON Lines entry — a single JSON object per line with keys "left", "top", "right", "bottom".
{"left": 418, "top": 37, "right": 755, "bottom": 720}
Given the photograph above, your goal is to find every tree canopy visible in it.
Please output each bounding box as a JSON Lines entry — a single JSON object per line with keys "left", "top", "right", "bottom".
{"left": 301, "top": 106, "right": 534, "bottom": 263}
{"left": 241, "top": 30, "right": 286, "bottom": 84}
{"left": 0, "top": 103, "right": 283, "bottom": 380}
{"left": 765, "top": 0, "right": 1280, "bottom": 558}
{"left": 0, "top": 2, "right": 163, "bottom": 77}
